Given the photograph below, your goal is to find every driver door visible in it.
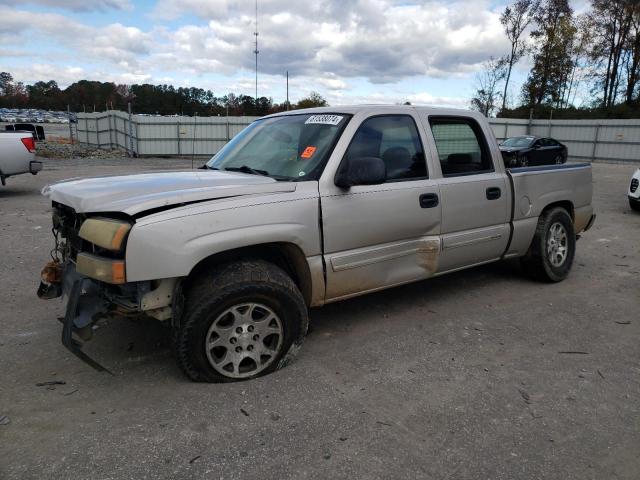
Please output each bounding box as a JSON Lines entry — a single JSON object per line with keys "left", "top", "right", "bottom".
{"left": 319, "top": 113, "right": 441, "bottom": 301}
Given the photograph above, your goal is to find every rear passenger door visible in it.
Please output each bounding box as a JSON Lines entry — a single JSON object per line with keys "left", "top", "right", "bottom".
{"left": 423, "top": 116, "right": 510, "bottom": 272}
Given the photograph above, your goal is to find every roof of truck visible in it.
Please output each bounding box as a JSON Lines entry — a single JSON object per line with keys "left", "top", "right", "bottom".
{"left": 264, "top": 104, "right": 485, "bottom": 120}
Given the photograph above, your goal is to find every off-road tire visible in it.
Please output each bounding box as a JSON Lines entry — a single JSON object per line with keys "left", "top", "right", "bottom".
{"left": 520, "top": 207, "right": 576, "bottom": 282}
{"left": 174, "top": 260, "right": 309, "bottom": 382}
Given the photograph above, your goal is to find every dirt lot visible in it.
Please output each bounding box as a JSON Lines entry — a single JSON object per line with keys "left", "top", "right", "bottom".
{"left": 1, "top": 157, "right": 638, "bottom": 480}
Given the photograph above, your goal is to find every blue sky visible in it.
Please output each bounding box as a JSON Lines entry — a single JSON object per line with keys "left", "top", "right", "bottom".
{"left": 0, "top": 0, "right": 590, "bottom": 108}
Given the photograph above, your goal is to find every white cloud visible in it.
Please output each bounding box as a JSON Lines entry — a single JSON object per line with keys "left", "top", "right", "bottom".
{"left": 0, "top": 1, "right": 526, "bottom": 105}
{"left": 0, "top": 7, "right": 152, "bottom": 68}
{"left": 145, "top": 0, "right": 508, "bottom": 85}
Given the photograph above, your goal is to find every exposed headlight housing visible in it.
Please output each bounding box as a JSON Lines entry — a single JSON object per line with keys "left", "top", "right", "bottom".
{"left": 79, "top": 217, "right": 132, "bottom": 251}
{"left": 76, "top": 253, "right": 126, "bottom": 284}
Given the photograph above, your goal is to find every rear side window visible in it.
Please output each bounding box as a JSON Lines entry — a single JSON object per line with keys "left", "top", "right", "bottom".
{"left": 429, "top": 118, "right": 493, "bottom": 176}
{"left": 344, "top": 115, "right": 427, "bottom": 181}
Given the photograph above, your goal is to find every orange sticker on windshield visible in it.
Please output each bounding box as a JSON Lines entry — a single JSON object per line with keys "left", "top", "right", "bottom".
{"left": 301, "top": 146, "right": 317, "bottom": 159}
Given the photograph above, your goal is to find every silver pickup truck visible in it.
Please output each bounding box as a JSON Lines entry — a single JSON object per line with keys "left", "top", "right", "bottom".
{"left": 38, "top": 106, "right": 595, "bottom": 382}
{"left": 0, "top": 131, "right": 42, "bottom": 185}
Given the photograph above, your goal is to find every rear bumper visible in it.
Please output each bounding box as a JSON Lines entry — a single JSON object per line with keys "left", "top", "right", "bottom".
{"left": 29, "top": 160, "right": 43, "bottom": 174}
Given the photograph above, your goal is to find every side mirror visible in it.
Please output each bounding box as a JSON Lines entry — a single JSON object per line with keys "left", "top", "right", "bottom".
{"left": 335, "top": 156, "right": 387, "bottom": 188}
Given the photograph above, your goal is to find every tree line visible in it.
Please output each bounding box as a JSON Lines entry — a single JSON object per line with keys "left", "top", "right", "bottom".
{"left": 0, "top": 73, "right": 328, "bottom": 116}
{"left": 472, "top": 0, "right": 640, "bottom": 118}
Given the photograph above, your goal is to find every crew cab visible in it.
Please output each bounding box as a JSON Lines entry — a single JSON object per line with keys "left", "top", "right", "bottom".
{"left": 38, "top": 106, "right": 595, "bottom": 382}
{"left": 0, "top": 131, "right": 42, "bottom": 185}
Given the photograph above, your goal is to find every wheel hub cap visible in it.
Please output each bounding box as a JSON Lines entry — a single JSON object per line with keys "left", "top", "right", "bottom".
{"left": 547, "top": 222, "right": 568, "bottom": 267}
{"left": 205, "top": 303, "right": 283, "bottom": 379}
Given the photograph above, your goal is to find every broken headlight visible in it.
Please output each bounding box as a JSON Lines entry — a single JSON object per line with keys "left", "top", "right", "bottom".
{"left": 78, "top": 217, "right": 132, "bottom": 252}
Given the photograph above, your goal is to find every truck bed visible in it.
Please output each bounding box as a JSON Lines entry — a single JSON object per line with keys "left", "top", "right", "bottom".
{"left": 505, "top": 162, "right": 593, "bottom": 258}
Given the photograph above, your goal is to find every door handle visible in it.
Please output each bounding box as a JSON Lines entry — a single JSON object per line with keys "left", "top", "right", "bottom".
{"left": 419, "top": 193, "right": 439, "bottom": 208}
{"left": 486, "top": 187, "right": 501, "bottom": 200}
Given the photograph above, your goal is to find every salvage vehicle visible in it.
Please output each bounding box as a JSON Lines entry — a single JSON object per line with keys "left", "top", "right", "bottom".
{"left": 629, "top": 168, "right": 640, "bottom": 211}
{"left": 499, "top": 135, "right": 568, "bottom": 167}
{"left": 0, "top": 131, "right": 42, "bottom": 185}
{"left": 38, "top": 106, "right": 596, "bottom": 382}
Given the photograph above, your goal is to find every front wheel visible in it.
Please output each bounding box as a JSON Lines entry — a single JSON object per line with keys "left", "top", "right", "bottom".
{"left": 521, "top": 207, "right": 576, "bottom": 282}
{"left": 519, "top": 155, "right": 529, "bottom": 167}
{"left": 174, "top": 260, "right": 309, "bottom": 382}
{"left": 630, "top": 198, "right": 640, "bottom": 212}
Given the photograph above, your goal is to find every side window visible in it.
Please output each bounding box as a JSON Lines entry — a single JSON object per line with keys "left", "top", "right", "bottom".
{"left": 429, "top": 118, "right": 493, "bottom": 176}
{"left": 344, "top": 115, "right": 427, "bottom": 181}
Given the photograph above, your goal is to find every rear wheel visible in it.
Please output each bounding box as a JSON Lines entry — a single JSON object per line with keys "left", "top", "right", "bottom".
{"left": 521, "top": 207, "right": 576, "bottom": 282}
{"left": 174, "top": 260, "right": 309, "bottom": 382}
{"left": 520, "top": 155, "right": 529, "bottom": 167}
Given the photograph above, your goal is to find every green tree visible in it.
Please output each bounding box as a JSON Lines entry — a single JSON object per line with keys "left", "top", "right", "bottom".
{"left": 522, "top": 0, "right": 576, "bottom": 106}
{"left": 296, "top": 91, "right": 328, "bottom": 109}
{"left": 470, "top": 57, "right": 507, "bottom": 116}
{"left": 0, "top": 72, "right": 13, "bottom": 96}
{"left": 588, "top": 0, "right": 640, "bottom": 107}
{"left": 500, "top": 0, "right": 540, "bottom": 111}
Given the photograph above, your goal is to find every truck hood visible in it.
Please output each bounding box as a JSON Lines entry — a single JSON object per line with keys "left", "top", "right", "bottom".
{"left": 42, "top": 170, "right": 297, "bottom": 216}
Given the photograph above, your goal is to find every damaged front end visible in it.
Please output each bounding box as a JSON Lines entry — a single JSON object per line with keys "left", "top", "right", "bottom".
{"left": 37, "top": 202, "right": 178, "bottom": 373}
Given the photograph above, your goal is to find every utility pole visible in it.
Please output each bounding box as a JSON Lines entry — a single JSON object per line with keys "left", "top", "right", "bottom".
{"left": 254, "top": 0, "right": 259, "bottom": 107}
{"left": 286, "top": 71, "right": 289, "bottom": 111}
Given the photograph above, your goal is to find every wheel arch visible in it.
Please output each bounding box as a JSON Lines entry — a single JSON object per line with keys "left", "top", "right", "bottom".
{"left": 185, "top": 242, "right": 314, "bottom": 306}
{"left": 541, "top": 200, "right": 574, "bottom": 221}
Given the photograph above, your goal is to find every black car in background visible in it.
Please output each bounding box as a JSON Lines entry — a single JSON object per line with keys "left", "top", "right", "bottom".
{"left": 499, "top": 136, "right": 568, "bottom": 168}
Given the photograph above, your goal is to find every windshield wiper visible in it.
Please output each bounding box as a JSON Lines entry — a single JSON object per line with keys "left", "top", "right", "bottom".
{"left": 199, "top": 164, "right": 218, "bottom": 170}
{"left": 224, "top": 165, "right": 271, "bottom": 176}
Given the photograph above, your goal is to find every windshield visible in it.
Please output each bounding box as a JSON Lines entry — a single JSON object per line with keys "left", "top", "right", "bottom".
{"left": 206, "top": 113, "right": 350, "bottom": 180}
{"left": 501, "top": 136, "right": 535, "bottom": 148}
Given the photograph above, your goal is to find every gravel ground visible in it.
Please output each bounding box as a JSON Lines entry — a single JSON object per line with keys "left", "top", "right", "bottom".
{"left": 0, "top": 157, "right": 639, "bottom": 480}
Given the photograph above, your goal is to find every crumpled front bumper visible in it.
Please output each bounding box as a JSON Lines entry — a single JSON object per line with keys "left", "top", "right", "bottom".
{"left": 38, "top": 262, "right": 113, "bottom": 373}
{"left": 62, "top": 276, "right": 113, "bottom": 373}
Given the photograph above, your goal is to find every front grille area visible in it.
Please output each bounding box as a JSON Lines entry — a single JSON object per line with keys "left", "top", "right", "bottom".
{"left": 52, "top": 202, "right": 87, "bottom": 261}
{"left": 631, "top": 178, "right": 639, "bottom": 193}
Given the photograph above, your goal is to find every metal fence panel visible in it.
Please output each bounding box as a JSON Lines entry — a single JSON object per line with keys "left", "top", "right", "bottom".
{"left": 488, "top": 118, "right": 640, "bottom": 163}
{"left": 77, "top": 111, "right": 258, "bottom": 157}
{"left": 77, "top": 111, "right": 639, "bottom": 163}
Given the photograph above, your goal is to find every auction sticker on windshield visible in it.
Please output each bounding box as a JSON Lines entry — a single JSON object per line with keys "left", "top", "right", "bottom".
{"left": 301, "top": 146, "right": 317, "bottom": 159}
{"left": 305, "top": 115, "right": 344, "bottom": 126}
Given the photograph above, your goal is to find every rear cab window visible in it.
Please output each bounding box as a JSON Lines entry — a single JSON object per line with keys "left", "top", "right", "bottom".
{"left": 428, "top": 117, "right": 494, "bottom": 177}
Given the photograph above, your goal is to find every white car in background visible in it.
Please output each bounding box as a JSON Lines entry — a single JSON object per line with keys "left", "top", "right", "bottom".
{"left": 630, "top": 168, "right": 640, "bottom": 211}
{"left": 0, "top": 131, "right": 42, "bottom": 185}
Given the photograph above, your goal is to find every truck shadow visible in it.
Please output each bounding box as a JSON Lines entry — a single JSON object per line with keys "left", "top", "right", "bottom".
{"left": 308, "top": 260, "right": 527, "bottom": 334}
{"left": 85, "top": 260, "right": 529, "bottom": 378}
{"left": 0, "top": 186, "right": 37, "bottom": 197}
